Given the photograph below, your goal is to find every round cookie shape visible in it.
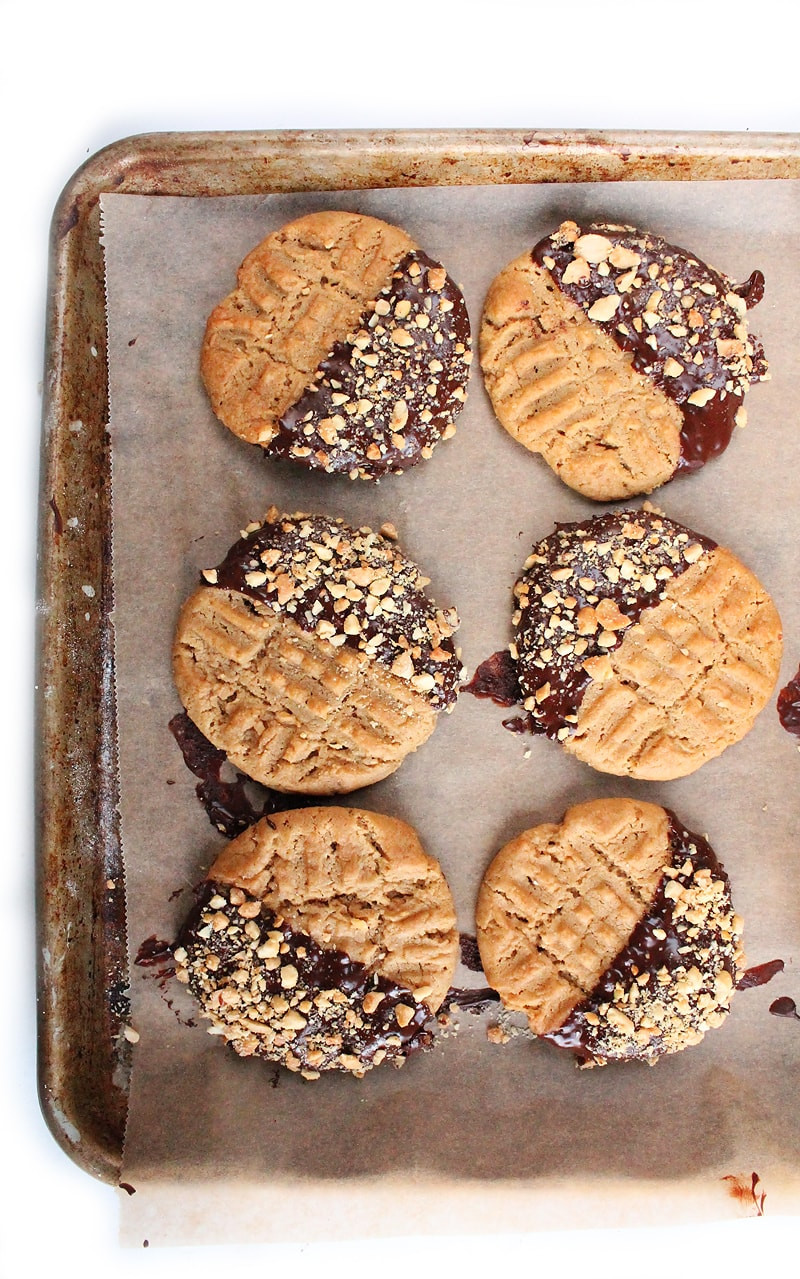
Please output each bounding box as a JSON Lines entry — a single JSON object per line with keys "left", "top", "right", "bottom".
{"left": 513, "top": 508, "right": 782, "bottom": 779}
{"left": 173, "top": 509, "right": 463, "bottom": 793}
{"left": 174, "top": 807, "right": 459, "bottom": 1078}
{"left": 476, "top": 798, "right": 743, "bottom": 1065}
{"left": 201, "top": 211, "right": 472, "bottom": 479}
{"left": 480, "top": 220, "right": 768, "bottom": 500}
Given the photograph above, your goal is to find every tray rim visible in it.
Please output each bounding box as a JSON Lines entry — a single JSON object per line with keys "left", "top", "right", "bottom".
{"left": 37, "top": 126, "right": 800, "bottom": 1186}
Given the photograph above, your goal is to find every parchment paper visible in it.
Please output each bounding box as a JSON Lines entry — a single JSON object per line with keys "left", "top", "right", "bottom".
{"left": 101, "top": 182, "right": 800, "bottom": 1246}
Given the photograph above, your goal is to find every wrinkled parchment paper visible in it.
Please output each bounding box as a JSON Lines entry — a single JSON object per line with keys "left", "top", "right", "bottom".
{"left": 101, "top": 181, "right": 800, "bottom": 1246}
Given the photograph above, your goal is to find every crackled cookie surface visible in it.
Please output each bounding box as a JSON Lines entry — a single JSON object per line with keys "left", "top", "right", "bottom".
{"left": 480, "top": 221, "right": 768, "bottom": 500}
{"left": 173, "top": 509, "right": 463, "bottom": 793}
{"left": 201, "top": 210, "right": 471, "bottom": 478}
{"left": 476, "top": 798, "right": 743, "bottom": 1064}
{"left": 512, "top": 508, "right": 782, "bottom": 779}
{"left": 174, "top": 807, "right": 459, "bottom": 1078}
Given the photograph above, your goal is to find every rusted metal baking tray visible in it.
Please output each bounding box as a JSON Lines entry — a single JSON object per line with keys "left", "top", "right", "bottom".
{"left": 36, "top": 128, "right": 800, "bottom": 1185}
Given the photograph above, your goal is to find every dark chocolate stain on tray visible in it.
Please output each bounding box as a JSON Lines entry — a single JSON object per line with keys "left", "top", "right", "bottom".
{"left": 463, "top": 650, "right": 520, "bottom": 708}
{"left": 168, "top": 711, "right": 314, "bottom": 838}
{"left": 444, "top": 987, "right": 501, "bottom": 1015}
{"left": 449, "top": 935, "right": 501, "bottom": 1010}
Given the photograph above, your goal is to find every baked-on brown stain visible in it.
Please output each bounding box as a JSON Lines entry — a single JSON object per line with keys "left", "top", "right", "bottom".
{"left": 722, "top": 1172, "right": 766, "bottom": 1216}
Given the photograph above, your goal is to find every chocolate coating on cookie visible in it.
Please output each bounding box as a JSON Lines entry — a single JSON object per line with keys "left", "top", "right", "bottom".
{"left": 204, "top": 509, "right": 462, "bottom": 711}
{"left": 175, "top": 883, "right": 432, "bottom": 1078}
{"left": 533, "top": 221, "right": 768, "bottom": 473}
{"left": 546, "top": 814, "right": 742, "bottom": 1065}
{"left": 269, "top": 251, "right": 471, "bottom": 478}
{"left": 513, "top": 509, "right": 716, "bottom": 738}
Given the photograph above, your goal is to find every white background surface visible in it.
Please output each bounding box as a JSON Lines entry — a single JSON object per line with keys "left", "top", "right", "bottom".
{"left": 3, "top": 1, "right": 797, "bottom": 1273}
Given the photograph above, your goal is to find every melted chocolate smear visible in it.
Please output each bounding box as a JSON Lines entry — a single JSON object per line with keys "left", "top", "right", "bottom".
{"left": 777, "top": 665, "right": 800, "bottom": 738}
{"left": 459, "top": 933, "right": 484, "bottom": 973}
{"left": 547, "top": 813, "right": 734, "bottom": 1063}
{"left": 168, "top": 710, "right": 226, "bottom": 778}
{"left": 445, "top": 987, "right": 501, "bottom": 1015}
{"left": 119, "top": 1182, "right": 136, "bottom": 1196}
{"left": 769, "top": 997, "right": 800, "bottom": 1021}
{"left": 161, "top": 992, "right": 196, "bottom": 1029}
{"left": 533, "top": 225, "right": 767, "bottom": 476}
{"left": 168, "top": 711, "right": 309, "bottom": 838}
{"left": 463, "top": 649, "right": 521, "bottom": 707}
{"left": 736, "top": 959, "right": 785, "bottom": 990}
{"left": 463, "top": 653, "right": 546, "bottom": 735}
{"left": 502, "top": 710, "right": 538, "bottom": 735}
{"left": 134, "top": 936, "right": 173, "bottom": 967}
{"left": 464, "top": 649, "right": 539, "bottom": 736}
{"left": 133, "top": 936, "right": 195, "bottom": 1025}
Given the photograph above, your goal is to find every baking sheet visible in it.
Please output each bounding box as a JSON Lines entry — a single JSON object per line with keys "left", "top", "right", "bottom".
{"left": 101, "top": 182, "right": 800, "bottom": 1245}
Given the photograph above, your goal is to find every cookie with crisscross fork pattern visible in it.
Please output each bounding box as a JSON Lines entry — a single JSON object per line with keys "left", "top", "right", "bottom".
{"left": 476, "top": 798, "right": 742, "bottom": 1064}
{"left": 481, "top": 222, "right": 767, "bottom": 500}
{"left": 173, "top": 510, "right": 463, "bottom": 793}
{"left": 201, "top": 210, "right": 471, "bottom": 477}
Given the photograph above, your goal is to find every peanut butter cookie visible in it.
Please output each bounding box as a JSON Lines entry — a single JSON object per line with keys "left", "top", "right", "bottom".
{"left": 480, "top": 221, "right": 768, "bottom": 500}
{"left": 173, "top": 509, "right": 463, "bottom": 793}
{"left": 512, "top": 508, "right": 782, "bottom": 779}
{"left": 476, "top": 798, "right": 743, "bottom": 1065}
{"left": 201, "top": 210, "right": 471, "bottom": 478}
{"left": 174, "top": 806, "right": 459, "bottom": 1078}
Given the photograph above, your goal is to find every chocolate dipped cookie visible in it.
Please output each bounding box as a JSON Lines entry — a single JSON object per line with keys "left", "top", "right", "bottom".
{"left": 201, "top": 211, "right": 471, "bottom": 478}
{"left": 476, "top": 798, "right": 743, "bottom": 1065}
{"left": 512, "top": 508, "right": 782, "bottom": 779}
{"left": 480, "top": 221, "right": 768, "bottom": 500}
{"left": 173, "top": 509, "right": 463, "bottom": 794}
{"left": 174, "top": 806, "right": 459, "bottom": 1078}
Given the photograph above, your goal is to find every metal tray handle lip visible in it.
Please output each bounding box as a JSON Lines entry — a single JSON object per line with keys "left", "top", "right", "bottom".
{"left": 47, "top": 128, "right": 800, "bottom": 218}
